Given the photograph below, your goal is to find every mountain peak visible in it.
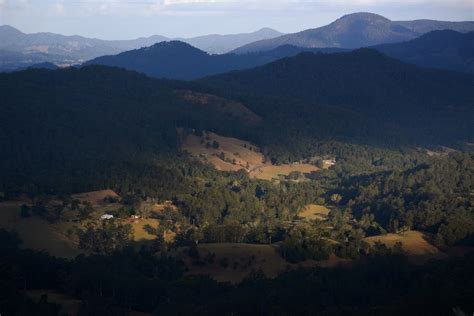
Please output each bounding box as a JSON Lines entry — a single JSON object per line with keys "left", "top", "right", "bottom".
{"left": 145, "top": 40, "right": 208, "bottom": 54}
{"left": 149, "top": 40, "right": 198, "bottom": 49}
{"left": 232, "top": 12, "right": 474, "bottom": 54}
{"left": 0, "top": 25, "right": 25, "bottom": 36}
{"left": 337, "top": 12, "right": 391, "bottom": 23}
{"left": 255, "top": 28, "right": 282, "bottom": 36}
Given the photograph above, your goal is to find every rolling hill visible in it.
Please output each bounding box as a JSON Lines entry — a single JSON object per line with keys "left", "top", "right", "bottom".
{"left": 373, "top": 30, "right": 474, "bottom": 74}
{"left": 232, "top": 12, "right": 474, "bottom": 54}
{"left": 84, "top": 41, "right": 345, "bottom": 80}
{"left": 198, "top": 48, "right": 474, "bottom": 157}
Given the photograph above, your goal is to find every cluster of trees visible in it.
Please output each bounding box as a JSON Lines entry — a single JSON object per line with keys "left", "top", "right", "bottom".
{"left": 337, "top": 152, "right": 474, "bottom": 247}
{"left": 1, "top": 229, "right": 473, "bottom": 315}
{"left": 77, "top": 220, "right": 133, "bottom": 255}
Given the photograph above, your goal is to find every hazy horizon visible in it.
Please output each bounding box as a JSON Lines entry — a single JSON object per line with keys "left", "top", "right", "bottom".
{"left": 1, "top": 0, "right": 473, "bottom": 40}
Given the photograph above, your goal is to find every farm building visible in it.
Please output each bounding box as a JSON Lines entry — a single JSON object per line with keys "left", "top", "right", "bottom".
{"left": 100, "top": 214, "right": 114, "bottom": 220}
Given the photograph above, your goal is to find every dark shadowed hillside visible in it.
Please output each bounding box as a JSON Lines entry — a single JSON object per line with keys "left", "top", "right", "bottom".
{"left": 0, "top": 66, "right": 255, "bottom": 193}
{"left": 84, "top": 41, "right": 241, "bottom": 80}
{"left": 374, "top": 30, "right": 474, "bottom": 74}
{"left": 198, "top": 49, "right": 474, "bottom": 158}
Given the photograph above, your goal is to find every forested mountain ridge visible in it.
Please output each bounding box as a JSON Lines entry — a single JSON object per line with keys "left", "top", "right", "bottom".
{"left": 84, "top": 40, "right": 346, "bottom": 80}
{"left": 198, "top": 48, "right": 474, "bottom": 161}
{"left": 2, "top": 50, "right": 474, "bottom": 194}
{"left": 232, "top": 12, "right": 474, "bottom": 54}
{"left": 83, "top": 29, "right": 474, "bottom": 80}
{"left": 373, "top": 30, "right": 474, "bottom": 74}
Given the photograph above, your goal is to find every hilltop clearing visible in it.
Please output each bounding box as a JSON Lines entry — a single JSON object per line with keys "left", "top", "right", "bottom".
{"left": 181, "top": 130, "right": 319, "bottom": 180}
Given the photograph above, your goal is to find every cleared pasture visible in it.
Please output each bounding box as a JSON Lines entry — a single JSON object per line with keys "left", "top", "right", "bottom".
{"left": 182, "top": 131, "right": 319, "bottom": 180}
{"left": 365, "top": 230, "right": 442, "bottom": 259}
{"left": 298, "top": 204, "right": 331, "bottom": 220}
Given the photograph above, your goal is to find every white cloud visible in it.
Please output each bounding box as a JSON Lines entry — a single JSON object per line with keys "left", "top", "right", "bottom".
{"left": 2, "top": 0, "right": 472, "bottom": 19}
{"left": 49, "top": 2, "right": 66, "bottom": 16}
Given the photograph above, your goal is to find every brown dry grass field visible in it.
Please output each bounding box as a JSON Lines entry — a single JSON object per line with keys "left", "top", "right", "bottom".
{"left": 365, "top": 230, "right": 444, "bottom": 261}
{"left": 248, "top": 164, "right": 318, "bottom": 181}
{"left": 181, "top": 131, "right": 318, "bottom": 181}
{"left": 129, "top": 218, "right": 160, "bottom": 241}
{"left": 298, "top": 204, "right": 331, "bottom": 220}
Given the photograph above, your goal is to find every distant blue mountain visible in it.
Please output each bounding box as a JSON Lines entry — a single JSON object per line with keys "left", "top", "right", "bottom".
{"left": 232, "top": 12, "right": 474, "bottom": 54}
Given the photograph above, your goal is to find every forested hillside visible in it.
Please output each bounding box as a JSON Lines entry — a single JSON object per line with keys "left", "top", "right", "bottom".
{"left": 84, "top": 41, "right": 345, "bottom": 80}
{"left": 198, "top": 49, "right": 474, "bottom": 161}
{"left": 374, "top": 30, "right": 474, "bottom": 74}
{"left": 1, "top": 47, "right": 474, "bottom": 316}
{"left": 0, "top": 66, "right": 254, "bottom": 194}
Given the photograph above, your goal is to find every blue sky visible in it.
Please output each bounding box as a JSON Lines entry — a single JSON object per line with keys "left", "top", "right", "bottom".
{"left": 1, "top": 0, "right": 473, "bottom": 39}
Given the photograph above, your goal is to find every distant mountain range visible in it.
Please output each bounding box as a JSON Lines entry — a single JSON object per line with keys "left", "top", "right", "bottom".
{"left": 176, "top": 28, "right": 283, "bottom": 54}
{"left": 84, "top": 41, "right": 345, "bottom": 80}
{"left": 0, "top": 25, "right": 282, "bottom": 70}
{"left": 373, "top": 30, "right": 474, "bottom": 74}
{"left": 85, "top": 28, "right": 474, "bottom": 79}
{"left": 232, "top": 12, "right": 474, "bottom": 54}
{"left": 3, "top": 12, "right": 474, "bottom": 75}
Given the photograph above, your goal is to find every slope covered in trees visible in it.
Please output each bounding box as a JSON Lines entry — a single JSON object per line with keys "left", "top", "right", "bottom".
{"left": 198, "top": 49, "right": 474, "bottom": 161}
{"left": 84, "top": 40, "right": 345, "bottom": 80}
{"left": 0, "top": 66, "right": 254, "bottom": 194}
{"left": 1, "top": 54, "right": 474, "bottom": 316}
{"left": 374, "top": 30, "right": 474, "bottom": 74}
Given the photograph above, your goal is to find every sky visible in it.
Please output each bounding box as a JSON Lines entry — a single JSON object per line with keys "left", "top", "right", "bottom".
{"left": 0, "top": 0, "right": 473, "bottom": 39}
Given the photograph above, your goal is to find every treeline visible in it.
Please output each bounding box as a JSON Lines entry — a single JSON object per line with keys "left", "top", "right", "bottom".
{"left": 0, "top": 66, "right": 256, "bottom": 195}
{"left": 194, "top": 49, "right": 474, "bottom": 162}
{"left": 1, "top": 230, "right": 473, "bottom": 315}
{"left": 336, "top": 152, "right": 474, "bottom": 246}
